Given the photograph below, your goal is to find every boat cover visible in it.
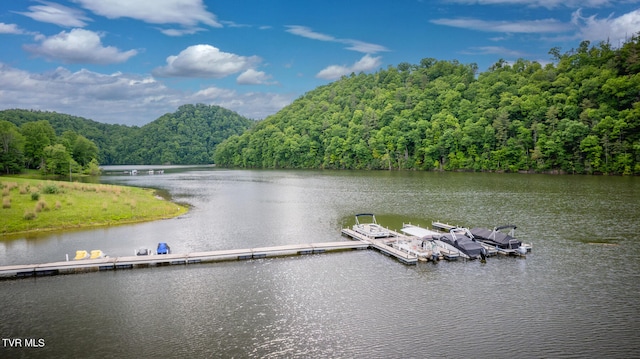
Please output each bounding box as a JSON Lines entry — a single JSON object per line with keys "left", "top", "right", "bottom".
{"left": 438, "top": 234, "right": 484, "bottom": 259}
{"left": 470, "top": 227, "right": 521, "bottom": 249}
{"left": 401, "top": 226, "right": 441, "bottom": 239}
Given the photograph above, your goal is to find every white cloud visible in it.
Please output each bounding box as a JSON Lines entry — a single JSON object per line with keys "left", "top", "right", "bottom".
{"left": 153, "top": 44, "right": 260, "bottom": 78}
{"left": 237, "top": 69, "right": 277, "bottom": 85}
{"left": 344, "top": 40, "right": 390, "bottom": 54}
{"left": 461, "top": 46, "right": 530, "bottom": 57}
{"left": 0, "top": 63, "right": 293, "bottom": 125}
{"left": 16, "top": 1, "right": 91, "bottom": 28}
{"left": 573, "top": 8, "right": 640, "bottom": 44}
{"left": 286, "top": 25, "right": 336, "bottom": 41}
{"left": 286, "top": 25, "right": 389, "bottom": 54}
{"left": 433, "top": 7, "right": 640, "bottom": 51}
{"left": 159, "top": 27, "right": 206, "bottom": 37}
{"left": 316, "top": 54, "right": 382, "bottom": 80}
{"left": 23, "top": 28, "right": 137, "bottom": 64}
{"left": 191, "top": 87, "right": 292, "bottom": 119}
{"left": 73, "top": 0, "right": 221, "bottom": 27}
{"left": 220, "top": 20, "right": 251, "bottom": 28}
{"left": 0, "top": 23, "right": 26, "bottom": 35}
{"left": 431, "top": 17, "right": 572, "bottom": 33}
{"left": 0, "top": 63, "right": 177, "bottom": 125}
{"left": 443, "top": 0, "right": 616, "bottom": 9}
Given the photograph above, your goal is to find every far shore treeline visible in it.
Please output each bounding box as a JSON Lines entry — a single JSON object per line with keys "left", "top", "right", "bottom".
{"left": 0, "top": 104, "right": 253, "bottom": 175}
{"left": 1, "top": 38, "right": 640, "bottom": 176}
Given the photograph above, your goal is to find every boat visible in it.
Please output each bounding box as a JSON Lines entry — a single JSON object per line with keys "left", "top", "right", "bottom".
{"left": 470, "top": 225, "right": 529, "bottom": 255}
{"left": 89, "top": 250, "right": 107, "bottom": 259}
{"left": 157, "top": 242, "right": 171, "bottom": 255}
{"left": 353, "top": 213, "right": 391, "bottom": 238}
{"left": 401, "top": 224, "right": 460, "bottom": 260}
{"left": 73, "top": 250, "right": 89, "bottom": 260}
{"left": 392, "top": 236, "right": 441, "bottom": 261}
{"left": 437, "top": 228, "right": 487, "bottom": 261}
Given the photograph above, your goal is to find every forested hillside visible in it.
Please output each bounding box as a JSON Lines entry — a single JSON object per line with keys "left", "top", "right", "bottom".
{"left": 0, "top": 104, "right": 253, "bottom": 173}
{"left": 0, "top": 109, "right": 135, "bottom": 167}
{"left": 112, "top": 104, "right": 253, "bottom": 164}
{"left": 214, "top": 39, "right": 640, "bottom": 175}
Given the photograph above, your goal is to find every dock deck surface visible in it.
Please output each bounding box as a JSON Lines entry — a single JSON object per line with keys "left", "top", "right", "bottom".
{"left": 1, "top": 224, "right": 529, "bottom": 280}
{"left": 341, "top": 228, "right": 418, "bottom": 264}
{"left": 0, "top": 241, "right": 370, "bottom": 279}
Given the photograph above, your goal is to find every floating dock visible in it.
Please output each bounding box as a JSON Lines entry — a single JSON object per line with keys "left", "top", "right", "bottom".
{"left": 0, "top": 241, "right": 369, "bottom": 279}
{"left": 0, "top": 220, "right": 532, "bottom": 280}
{"left": 432, "top": 221, "right": 458, "bottom": 232}
{"left": 341, "top": 228, "right": 418, "bottom": 265}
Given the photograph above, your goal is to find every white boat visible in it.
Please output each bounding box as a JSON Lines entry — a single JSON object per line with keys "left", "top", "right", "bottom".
{"left": 353, "top": 213, "right": 391, "bottom": 238}
{"left": 401, "top": 224, "right": 462, "bottom": 260}
{"left": 392, "top": 236, "right": 441, "bottom": 261}
{"left": 401, "top": 224, "right": 441, "bottom": 239}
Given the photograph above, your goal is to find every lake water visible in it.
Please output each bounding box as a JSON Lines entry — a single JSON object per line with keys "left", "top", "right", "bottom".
{"left": 1, "top": 168, "right": 639, "bottom": 358}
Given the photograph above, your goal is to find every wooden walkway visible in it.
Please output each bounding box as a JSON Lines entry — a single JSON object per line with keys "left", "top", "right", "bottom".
{"left": 0, "top": 241, "right": 370, "bottom": 279}
{"left": 341, "top": 228, "right": 418, "bottom": 265}
{"left": 0, "top": 226, "right": 453, "bottom": 280}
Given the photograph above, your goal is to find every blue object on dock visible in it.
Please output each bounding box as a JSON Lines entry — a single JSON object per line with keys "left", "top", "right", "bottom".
{"left": 157, "top": 243, "right": 170, "bottom": 255}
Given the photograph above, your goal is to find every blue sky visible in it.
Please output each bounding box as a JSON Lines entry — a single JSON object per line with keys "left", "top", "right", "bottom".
{"left": 1, "top": 0, "right": 639, "bottom": 126}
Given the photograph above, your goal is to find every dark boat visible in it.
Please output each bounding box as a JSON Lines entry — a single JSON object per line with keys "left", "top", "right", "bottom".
{"left": 157, "top": 242, "right": 170, "bottom": 255}
{"left": 437, "top": 228, "right": 486, "bottom": 261}
{"left": 470, "top": 225, "right": 522, "bottom": 252}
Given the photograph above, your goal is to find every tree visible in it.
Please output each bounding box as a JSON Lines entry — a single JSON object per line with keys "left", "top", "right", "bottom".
{"left": 21, "top": 120, "right": 56, "bottom": 169}
{"left": 4, "top": 37, "right": 640, "bottom": 175}
{"left": 580, "top": 135, "right": 603, "bottom": 173}
{"left": 0, "top": 120, "right": 25, "bottom": 174}
{"left": 72, "top": 134, "right": 99, "bottom": 167}
{"left": 42, "top": 144, "right": 74, "bottom": 176}
{"left": 84, "top": 158, "right": 102, "bottom": 176}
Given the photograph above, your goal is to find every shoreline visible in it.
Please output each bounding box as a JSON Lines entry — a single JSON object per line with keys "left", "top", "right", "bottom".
{"left": 0, "top": 177, "right": 188, "bottom": 238}
{"left": 1, "top": 210, "right": 187, "bottom": 239}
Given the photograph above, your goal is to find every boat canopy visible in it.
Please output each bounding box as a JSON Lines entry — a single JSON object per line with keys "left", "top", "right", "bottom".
{"left": 438, "top": 231, "right": 484, "bottom": 259}
{"left": 401, "top": 225, "right": 441, "bottom": 239}
{"left": 470, "top": 226, "right": 521, "bottom": 249}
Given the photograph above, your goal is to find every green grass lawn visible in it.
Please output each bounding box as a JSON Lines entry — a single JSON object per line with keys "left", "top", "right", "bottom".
{"left": 1, "top": 177, "right": 188, "bottom": 236}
